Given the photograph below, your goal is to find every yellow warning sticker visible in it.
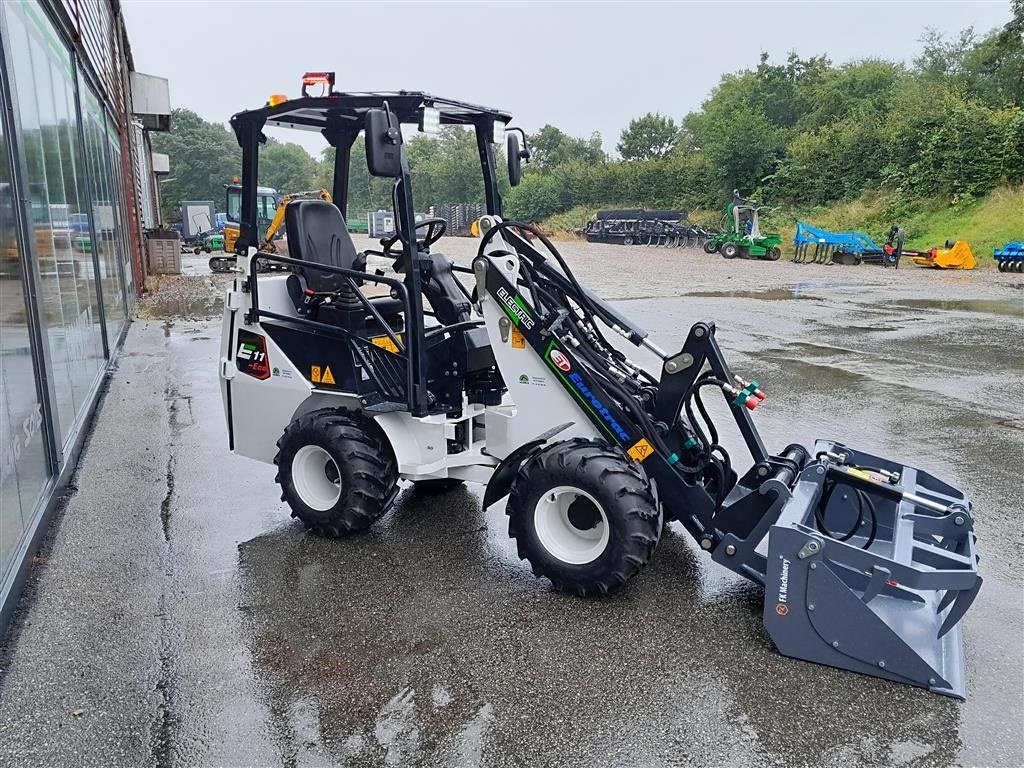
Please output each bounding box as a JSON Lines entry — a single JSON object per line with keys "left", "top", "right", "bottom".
{"left": 627, "top": 438, "right": 655, "bottom": 462}
{"left": 321, "top": 366, "right": 335, "bottom": 385}
{"left": 511, "top": 326, "right": 526, "bottom": 349}
{"left": 371, "top": 334, "right": 402, "bottom": 354}
{"left": 310, "top": 365, "right": 321, "bottom": 383}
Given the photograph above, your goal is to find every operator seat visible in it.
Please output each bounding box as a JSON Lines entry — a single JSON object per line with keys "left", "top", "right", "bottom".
{"left": 284, "top": 199, "right": 403, "bottom": 316}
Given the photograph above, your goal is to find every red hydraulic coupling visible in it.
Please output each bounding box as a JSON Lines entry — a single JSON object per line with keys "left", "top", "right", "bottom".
{"left": 726, "top": 375, "right": 766, "bottom": 410}
{"left": 723, "top": 383, "right": 761, "bottom": 410}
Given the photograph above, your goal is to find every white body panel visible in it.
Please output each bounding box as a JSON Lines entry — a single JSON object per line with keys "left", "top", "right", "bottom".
{"left": 219, "top": 234, "right": 599, "bottom": 480}
{"left": 475, "top": 233, "right": 601, "bottom": 459}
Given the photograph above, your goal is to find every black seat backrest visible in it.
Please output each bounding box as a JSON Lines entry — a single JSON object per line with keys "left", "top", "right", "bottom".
{"left": 284, "top": 199, "right": 361, "bottom": 293}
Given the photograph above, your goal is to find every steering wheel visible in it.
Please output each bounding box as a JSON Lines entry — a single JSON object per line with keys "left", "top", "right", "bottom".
{"left": 381, "top": 217, "right": 447, "bottom": 259}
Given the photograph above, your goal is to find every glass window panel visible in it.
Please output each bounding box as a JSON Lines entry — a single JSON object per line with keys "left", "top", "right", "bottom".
{"left": 0, "top": 70, "right": 50, "bottom": 583}
{"left": 7, "top": 1, "right": 105, "bottom": 446}
{"left": 79, "top": 81, "right": 126, "bottom": 342}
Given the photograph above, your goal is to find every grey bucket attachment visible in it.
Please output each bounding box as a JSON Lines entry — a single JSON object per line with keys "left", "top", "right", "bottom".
{"left": 761, "top": 441, "right": 981, "bottom": 699}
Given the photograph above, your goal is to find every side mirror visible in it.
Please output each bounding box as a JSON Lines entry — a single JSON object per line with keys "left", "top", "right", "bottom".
{"left": 365, "top": 108, "right": 403, "bottom": 178}
{"left": 507, "top": 130, "right": 529, "bottom": 187}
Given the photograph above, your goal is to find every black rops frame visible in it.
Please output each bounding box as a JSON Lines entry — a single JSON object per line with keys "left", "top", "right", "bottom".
{"left": 228, "top": 92, "right": 511, "bottom": 417}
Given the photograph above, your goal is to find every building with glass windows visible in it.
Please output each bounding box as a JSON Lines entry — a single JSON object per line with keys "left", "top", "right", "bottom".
{"left": 0, "top": 0, "right": 169, "bottom": 625}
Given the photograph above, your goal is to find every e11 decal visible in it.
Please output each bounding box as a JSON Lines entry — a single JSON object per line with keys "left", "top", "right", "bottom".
{"left": 236, "top": 330, "right": 271, "bottom": 380}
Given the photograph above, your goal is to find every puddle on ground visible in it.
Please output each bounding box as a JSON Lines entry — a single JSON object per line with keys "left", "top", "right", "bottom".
{"left": 889, "top": 298, "right": 1023, "bottom": 317}
{"left": 686, "top": 283, "right": 863, "bottom": 301}
{"left": 687, "top": 288, "right": 813, "bottom": 301}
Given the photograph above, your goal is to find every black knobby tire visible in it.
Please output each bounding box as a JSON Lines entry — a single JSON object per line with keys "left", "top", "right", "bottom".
{"left": 720, "top": 242, "right": 740, "bottom": 259}
{"left": 623, "top": 236, "right": 635, "bottom": 246}
{"left": 766, "top": 246, "right": 781, "bottom": 261}
{"left": 506, "top": 439, "right": 661, "bottom": 596}
{"left": 997, "top": 260, "right": 1006, "bottom": 272}
{"left": 703, "top": 240, "right": 719, "bottom": 254}
{"left": 274, "top": 408, "right": 398, "bottom": 536}
{"left": 413, "top": 478, "right": 464, "bottom": 494}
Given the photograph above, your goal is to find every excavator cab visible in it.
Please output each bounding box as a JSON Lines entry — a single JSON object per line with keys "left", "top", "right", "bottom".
{"left": 223, "top": 183, "right": 279, "bottom": 255}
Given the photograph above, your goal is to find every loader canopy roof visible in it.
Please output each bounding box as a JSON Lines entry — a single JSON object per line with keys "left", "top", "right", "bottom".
{"left": 229, "top": 89, "right": 512, "bottom": 247}
{"left": 230, "top": 92, "right": 512, "bottom": 135}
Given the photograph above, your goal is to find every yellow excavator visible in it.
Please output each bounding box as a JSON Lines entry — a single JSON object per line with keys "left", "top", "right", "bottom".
{"left": 261, "top": 189, "right": 332, "bottom": 254}
{"left": 211, "top": 186, "right": 332, "bottom": 272}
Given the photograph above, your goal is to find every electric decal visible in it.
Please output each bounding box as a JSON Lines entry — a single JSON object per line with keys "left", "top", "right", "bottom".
{"left": 236, "top": 330, "right": 270, "bottom": 380}
{"left": 496, "top": 286, "right": 535, "bottom": 330}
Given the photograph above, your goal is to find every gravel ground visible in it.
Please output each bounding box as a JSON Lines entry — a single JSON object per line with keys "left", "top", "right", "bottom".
{"left": 0, "top": 238, "right": 1021, "bottom": 768}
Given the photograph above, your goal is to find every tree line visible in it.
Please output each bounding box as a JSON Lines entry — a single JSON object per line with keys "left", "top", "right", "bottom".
{"left": 152, "top": 2, "right": 1022, "bottom": 226}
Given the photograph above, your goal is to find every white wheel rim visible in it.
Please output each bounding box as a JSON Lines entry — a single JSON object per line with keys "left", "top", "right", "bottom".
{"left": 533, "top": 486, "right": 609, "bottom": 565}
{"left": 292, "top": 444, "right": 342, "bottom": 511}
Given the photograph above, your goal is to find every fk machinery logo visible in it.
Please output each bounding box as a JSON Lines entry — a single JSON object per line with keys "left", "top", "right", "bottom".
{"left": 776, "top": 558, "right": 791, "bottom": 616}
{"left": 496, "top": 286, "right": 535, "bottom": 331}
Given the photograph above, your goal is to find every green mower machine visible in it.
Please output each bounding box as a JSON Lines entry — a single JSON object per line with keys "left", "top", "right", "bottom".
{"left": 704, "top": 190, "right": 782, "bottom": 260}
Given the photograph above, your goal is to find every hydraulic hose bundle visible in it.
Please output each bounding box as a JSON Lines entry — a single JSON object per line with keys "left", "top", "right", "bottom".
{"left": 478, "top": 220, "right": 739, "bottom": 503}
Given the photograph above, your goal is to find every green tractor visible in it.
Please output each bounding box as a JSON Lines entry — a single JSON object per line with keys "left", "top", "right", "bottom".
{"left": 704, "top": 190, "right": 782, "bottom": 260}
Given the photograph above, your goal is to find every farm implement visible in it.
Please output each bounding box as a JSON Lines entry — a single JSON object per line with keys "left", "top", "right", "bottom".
{"left": 794, "top": 223, "right": 975, "bottom": 270}
{"left": 583, "top": 209, "right": 719, "bottom": 248}
{"left": 704, "top": 191, "right": 782, "bottom": 260}
{"left": 219, "top": 79, "right": 982, "bottom": 700}
{"left": 793, "top": 222, "right": 903, "bottom": 267}
{"left": 994, "top": 242, "right": 1023, "bottom": 272}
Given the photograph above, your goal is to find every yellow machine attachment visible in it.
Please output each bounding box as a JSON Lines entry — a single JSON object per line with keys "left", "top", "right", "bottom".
{"left": 260, "top": 189, "right": 332, "bottom": 253}
{"left": 912, "top": 240, "right": 976, "bottom": 270}
{"left": 224, "top": 223, "right": 239, "bottom": 254}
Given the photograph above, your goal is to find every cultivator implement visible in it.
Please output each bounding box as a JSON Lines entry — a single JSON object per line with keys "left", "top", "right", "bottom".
{"left": 994, "top": 242, "right": 1023, "bottom": 272}
{"left": 582, "top": 209, "right": 720, "bottom": 248}
{"left": 792, "top": 222, "right": 902, "bottom": 267}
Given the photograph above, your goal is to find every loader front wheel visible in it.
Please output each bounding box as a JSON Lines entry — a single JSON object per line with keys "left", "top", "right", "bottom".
{"left": 507, "top": 439, "right": 661, "bottom": 596}
{"left": 275, "top": 409, "right": 397, "bottom": 536}
{"left": 703, "top": 240, "right": 718, "bottom": 254}
{"left": 720, "top": 242, "right": 740, "bottom": 259}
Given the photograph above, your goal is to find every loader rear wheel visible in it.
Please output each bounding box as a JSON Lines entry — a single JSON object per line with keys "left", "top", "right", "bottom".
{"left": 275, "top": 409, "right": 397, "bottom": 536}
{"left": 720, "top": 242, "right": 740, "bottom": 259}
{"left": 507, "top": 439, "right": 661, "bottom": 596}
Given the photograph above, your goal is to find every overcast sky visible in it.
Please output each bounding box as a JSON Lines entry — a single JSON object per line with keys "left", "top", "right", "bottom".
{"left": 121, "top": 0, "right": 1013, "bottom": 157}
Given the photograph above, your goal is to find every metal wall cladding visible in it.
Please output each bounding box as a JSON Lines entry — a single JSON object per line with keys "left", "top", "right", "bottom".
{"left": 57, "top": 0, "right": 118, "bottom": 106}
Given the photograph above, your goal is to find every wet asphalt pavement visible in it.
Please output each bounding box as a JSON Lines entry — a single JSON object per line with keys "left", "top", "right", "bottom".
{"left": 0, "top": 245, "right": 1022, "bottom": 768}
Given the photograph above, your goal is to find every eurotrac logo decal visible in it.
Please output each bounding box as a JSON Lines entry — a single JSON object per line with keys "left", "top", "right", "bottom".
{"left": 549, "top": 348, "right": 571, "bottom": 371}
{"left": 496, "top": 286, "right": 535, "bottom": 331}
{"left": 543, "top": 341, "right": 631, "bottom": 443}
